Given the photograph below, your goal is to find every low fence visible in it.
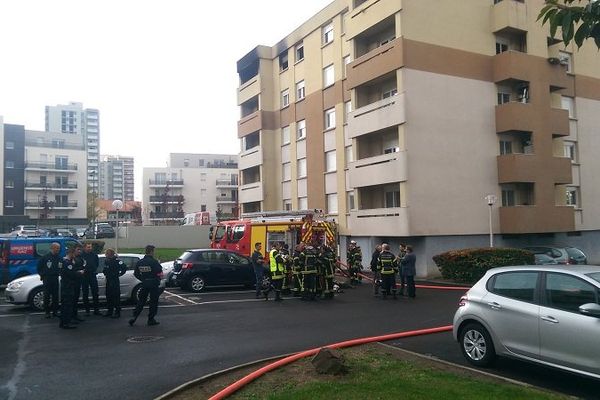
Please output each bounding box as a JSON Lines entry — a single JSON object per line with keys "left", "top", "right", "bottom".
{"left": 101, "top": 225, "right": 211, "bottom": 249}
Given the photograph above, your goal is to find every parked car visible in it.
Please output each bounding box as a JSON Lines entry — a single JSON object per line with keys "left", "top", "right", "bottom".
{"left": 85, "top": 223, "right": 116, "bottom": 239}
{"left": 75, "top": 228, "right": 87, "bottom": 238}
{"left": 534, "top": 253, "right": 558, "bottom": 265}
{"left": 524, "top": 246, "right": 587, "bottom": 265}
{"left": 172, "top": 249, "right": 255, "bottom": 292}
{"left": 10, "top": 225, "right": 42, "bottom": 238}
{"left": 453, "top": 265, "right": 600, "bottom": 380}
{"left": 161, "top": 260, "right": 175, "bottom": 287}
{"left": 4, "top": 253, "right": 168, "bottom": 311}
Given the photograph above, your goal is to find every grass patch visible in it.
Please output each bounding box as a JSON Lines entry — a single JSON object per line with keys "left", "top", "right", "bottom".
{"left": 118, "top": 248, "right": 187, "bottom": 262}
{"left": 227, "top": 346, "right": 568, "bottom": 400}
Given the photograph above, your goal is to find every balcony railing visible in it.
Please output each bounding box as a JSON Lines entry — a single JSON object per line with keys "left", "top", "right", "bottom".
{"left": 25, "top": 162, "right": 78, "bottom": 171}
{"left": 25, "top": 182, "right": 78, "bottom": 190}
{"left": 148, "top": 179, "right": 184, "bottom": 186}
{"left": 24, "top": 140, "right": 85, "bottom": 151}
{"left": 149, "top": 211, "right": 185, "bottom": 219}
{"left": 25, "top": 201, "right": 78, "bottom": 208}
{"left": 216, "top": 179, "right": 239, "bottom": 187}
{"left": 149, "top": 195, "right": 183, "bottom": 203}
{"left": 216, "top": 196, "right": 237, "bottom": 202}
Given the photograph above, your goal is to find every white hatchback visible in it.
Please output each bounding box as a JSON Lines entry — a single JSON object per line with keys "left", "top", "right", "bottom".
{"left": 5, "top": 254, "right": 167, "bottom": 311}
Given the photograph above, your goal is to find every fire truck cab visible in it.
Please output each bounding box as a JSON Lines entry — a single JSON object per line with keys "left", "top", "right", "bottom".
{"left": 209, "top": 210, "right": 337, "bottom": 258}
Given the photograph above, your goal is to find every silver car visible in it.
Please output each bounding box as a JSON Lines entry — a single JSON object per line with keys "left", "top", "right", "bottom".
{"left": 453, "top": 265, "right": 600, "bottom": 380}
{"left": 5, "top": 253, "right": 167, "bottom": 311}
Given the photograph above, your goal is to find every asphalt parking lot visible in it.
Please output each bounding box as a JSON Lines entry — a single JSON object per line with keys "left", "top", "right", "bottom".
{"left": 0, "top": 284, "right": 598, "bottom": 400}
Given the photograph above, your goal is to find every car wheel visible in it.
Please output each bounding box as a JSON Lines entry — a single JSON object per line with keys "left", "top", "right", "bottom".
{"left": 28, "top": 287, "right": 45, "bottom": 311}
{"left": 187, "top": 275, "right": 206, "bottom": 293}
{"left": 130, "top": 284, "right": 142, "bottom": 303}
{"left": 459, "top": 322, "right": 496, "bottom": 367}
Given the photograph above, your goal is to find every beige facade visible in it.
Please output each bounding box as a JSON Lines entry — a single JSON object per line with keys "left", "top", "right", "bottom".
{"left": 236, "top": 0, "right": 600, "bottom": 275}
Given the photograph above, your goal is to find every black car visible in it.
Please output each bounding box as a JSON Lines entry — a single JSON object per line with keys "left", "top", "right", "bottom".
{"left": 85, "top": 223, "right": 116, "bottom": 239}
{"left": 172, "top": 249, "right": 255, "bottom": 292}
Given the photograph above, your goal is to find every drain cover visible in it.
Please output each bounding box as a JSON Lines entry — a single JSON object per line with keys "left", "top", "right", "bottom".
{"left": 127, "top": 335, "right": 164, "bottom": 343}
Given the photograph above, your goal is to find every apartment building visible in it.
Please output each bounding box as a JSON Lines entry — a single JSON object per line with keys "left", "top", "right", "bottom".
{"left": 142, "top": 153, "right": 238, "bottom": 225}
{"left": 45, "top": 102, "right": 100, "bottom": 192}
{"left": 0, "top": 116, "right": 88, "bottom": 225}
{"left": 236, "top": 0, "right": 600, "bottom": 276}
{"left": 99, "top": 155, "right": 134, "bottom": 201}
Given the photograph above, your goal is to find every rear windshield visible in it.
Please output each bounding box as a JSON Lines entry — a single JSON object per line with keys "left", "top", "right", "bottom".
{"left": 565, "top": 247, "right": 585, "bottom": 259}
{"left": 586, "top": 273, "right": 600, "bottom": 284}
{"left": 179, "top": 251, "right": 202, "bottom": 262}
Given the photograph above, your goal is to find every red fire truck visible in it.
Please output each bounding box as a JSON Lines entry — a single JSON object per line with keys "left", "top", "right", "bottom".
{"left": 209, "top": 209, "right": 337, "bottom": 257}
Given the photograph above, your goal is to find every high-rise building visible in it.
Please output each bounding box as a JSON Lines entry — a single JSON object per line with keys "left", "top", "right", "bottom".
{"left": 236, "top": 0, "right": 600, "bottom": 275}
{"left": 45, "top": 102, "right": 100, "bottom": 192}
{"left": 142, "top": 153, "right": 238, "bottom": 225}
{"left": 99, "top": 155, "right": 134, "bottom": 201}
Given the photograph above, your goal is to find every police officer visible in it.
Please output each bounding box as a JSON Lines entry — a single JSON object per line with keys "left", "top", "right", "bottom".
{"left": 129, "top": 245, "right": 163, "bottom": 326}
{"left": 251, "top": 242, "right": 265, "bottom": 299}
{"left": 319, "top": 244, "right": 336, "bottom": 299}
{"left": 103, "top": 248, "right": 127, "bottom": 318}
{"left": 268, "top": 242, "right": 285, "bottom": 301}
{"left": 378, "top": 244, "right": 398, "bottom": 299}
{"left": 81, "top": 243, "right": 101, "bottom": 316}
{"left": 59, "top": 247, "right": 84, "bottom": 329}
{"left": 302, "top": 242, "right": 319, "bottom": 300}
{"left": 71, "top": 245, "right": 86, "bottom": 322}
{"left": 37, "top": 242, "right": 61, "bottom": 318}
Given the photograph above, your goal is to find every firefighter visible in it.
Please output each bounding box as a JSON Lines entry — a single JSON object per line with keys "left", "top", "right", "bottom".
{"left": 347, "top": 240, "right": 363, "bottom": 285}
{"left": 268, "top": 242, "right": 285, "bottom": 301}
{"left": 280, "top": 243, "right": 293, "bottom": 295}
{"left": 302, "top": 242, "right": 319, "bottom": 300}
{"left": 291, "top": 243, "right": 305, "bottom": 297}
{"left": 378, "top": 243, "right": 398, "bottom": 299}
{"left": 319, "top": 244, "right": 336, "bottom": 299}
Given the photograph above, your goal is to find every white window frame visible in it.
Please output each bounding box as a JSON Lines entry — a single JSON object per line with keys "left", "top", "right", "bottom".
{"left": 347, "top": 191, "right": 355, "bottom": 211}
{"left": 345, "top": 146, "right": 353, "bottom": 167}
{"left": 566, "top": 187, "right": 579, "bottom": 207}
{"left": 499, "top": 140, "right": 513, "bottom": 155}
{"left": 297, "top": 158, "right": 307, "bottom": 178}
{"left": 281, "top": 89, "right": 290, "bottom": 108}
{"left": 323, "top": 64, "right": 334, "bottom": 87}
{"left": 298, "top": 197, "right": 308, "bottom": 210}
{"left": 282, "top": 162, "right": 291, "bottom": 182}
{"left": 325, "top": 151, "right": 337, "bottom": 172}
{"left": 564, "top": 142, "right": 577, "bottom": 163}
{"left": 282, "top": 126, "right": 291, "bottom": 145}
{"left": 344, "top": 101, "right": 352, "bottom": 124}
{"left": 561, "top": 96, "right": 576, "bottom": 119}
{"left": 296, "top": 80, "right": 305, "bottom": 101}
{"left": 324, "top": 108, "right": 336, "bottom": 130}
{"left": 558, "top": 50, "right": 572, "bottom": 73}
{"left": 382, "top": 88, "right": 398, "bottom": 99}
{"left": 297, "top": 120, "right": 306, "bottom": 140}
{"left": 322, "top": 22, "right": 334, "bottom": 45}
{"left": 295, "top": 43, "right": 304, "bottom": 62}
{"left": 327, "top": 193, "right": 338, "bottom": 214}
{"left": 279, "top": 52, "right": 288, "bottom": 71}
{"left": 343, "top": 55, "right": 351, "bottom": 78}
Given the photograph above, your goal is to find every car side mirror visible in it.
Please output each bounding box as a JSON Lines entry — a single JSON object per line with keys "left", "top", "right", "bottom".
{"left": 579, "top": 303, "right": 600, "bottom": 318}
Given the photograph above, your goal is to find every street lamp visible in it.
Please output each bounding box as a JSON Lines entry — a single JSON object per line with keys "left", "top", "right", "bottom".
{"left": 485, "top": 194, "right": 497, "bottom": 248}
{"left": 112, "top": 199, "right": 123, "bottom": 254}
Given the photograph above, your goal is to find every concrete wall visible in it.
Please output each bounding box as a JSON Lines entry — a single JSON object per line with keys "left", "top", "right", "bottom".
{"left": 101, "top": 225, "right": 211, "bottom": 250}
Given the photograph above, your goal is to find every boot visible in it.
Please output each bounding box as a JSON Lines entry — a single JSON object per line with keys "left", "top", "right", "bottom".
{"left": 93, "top": 308, "right": 102, "bottom": 316}
{"left": 274, "top": 291, "right": 283, "bottom": 302}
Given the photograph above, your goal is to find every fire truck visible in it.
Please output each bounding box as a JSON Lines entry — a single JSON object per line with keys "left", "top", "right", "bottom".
{"left": 209, "top": 209, "right": 337, "bottom": 257}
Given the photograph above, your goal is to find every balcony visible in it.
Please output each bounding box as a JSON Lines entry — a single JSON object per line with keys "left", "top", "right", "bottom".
{"left": 149, "top": 211, "right": 185, "bottom": 220}
{"left": 348, "top": 207, "right": 409, "bottom": 236}
{"left": 495, "top": 102, "right": 533, "bottom": 133}
{"left": 349, "top": 151, "right": 407, "bottom": 188}
{"left": 497, "top": 155, "right": 572, "bottom": 184}
{"left": 216, "top": 195, "right": 237, "bottom": 203}
{"left": 25, "top": 162, "right": 78, "bottom": 172}
{"left": 148, "top": 195, "right": 183, "bottom": 204}
{"left": 346, "top": 0, "right": 401, "bottom": 40}
{"left": 346, "top": 38, "right": 403, "bottom": 90}
{"left": 25, "top": 182, "right": 78, "bottom": 191}
{"left": 492, "top": 0, "right": 527, "bottom": 34}
{"left": 499, "top": 205, "right": 574, "bottom": 234}
{"left": 347, "top": 94, "right": 406, "bottom": 139}
{"left": 24, "top": 140, "right": 85, "bottom": 151}
{"left": 237, "top": 75, "right": 260, "bottom": 105}
{"left": 216, "top": 179, "right": 239, "bottom": 188}
{"left": 548, "top": 108, "right": 570, "bottom": 137}
{"left": 493, "top": 51, "right": 571, "bottom": 90}
{"left": 25, "top": 201, "right": 78, "bottom": 209}
{"left": 239, "top": 147, "right": 262, "bottom": 170}
{"left": 148, "top": 179, "right": 184, "bottom": 188}
{"left": 239, "top": 182, "right": 263, "bottom": 203}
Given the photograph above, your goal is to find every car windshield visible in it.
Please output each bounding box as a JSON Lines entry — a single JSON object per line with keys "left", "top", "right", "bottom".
{"left": 179, "top": 251, "right": 199, "bottom": 262}
{"left": 586, "top": 273, "right": 600, "bottom": 284}
{"left": 565, "top": 247, "right": 585, "bottom": 258}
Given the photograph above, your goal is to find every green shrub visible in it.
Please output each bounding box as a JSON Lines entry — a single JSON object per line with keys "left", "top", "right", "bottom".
{"left": 81, "top": 239, "right": 106, "bottom": 254}
{"left": 432, "top": 248, "right": 535, "bottom": 284}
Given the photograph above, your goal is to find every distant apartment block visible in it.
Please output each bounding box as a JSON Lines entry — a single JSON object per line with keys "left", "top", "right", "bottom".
{"left": 99, "top": 155, "right": 134, "bottom": 201}
{"left": 142, "top": 153, "right": 238, "bottom": 225}
{"left": 236, "top": 0, "right": 600, "bottom": 275}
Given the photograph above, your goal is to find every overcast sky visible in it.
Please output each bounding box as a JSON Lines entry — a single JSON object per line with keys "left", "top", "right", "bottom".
{"left": 0, "top": 0, "right": 331, "bottom": 200}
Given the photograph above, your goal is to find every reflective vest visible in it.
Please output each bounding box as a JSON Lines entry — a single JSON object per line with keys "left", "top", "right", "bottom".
{"left": 270, "top": 249, "right": 285, "bottom": 279}
{"left": 303, "top": 246, "right": 318, "bottom": 274}
{"left": 378, "top": 251, "right": 397, "bottom": 275}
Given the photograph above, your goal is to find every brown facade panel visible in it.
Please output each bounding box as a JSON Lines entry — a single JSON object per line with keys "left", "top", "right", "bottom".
{"left": 294, "top": 100, "right": 306, "bottom": 123}
{"left": 499, "top": 205, "right": 574, "bottom": 234}
{"left": 346, "top": 38, "right": 404, "bottom": 90}
{"left": 497, "top": 155, "right": 572, "bottom": 184}
{"left": 322, "top": 83, "right": 343, "bottom": 110}
{"left": 576, "top": 75, "right": 600, "bottom": 101}
{"left": 493, "top": 51, "right": 571, "bottom": 90}
{"left": 280, "top": 106, "right": 294, "bottom": 127}
{"left": 238, "top": 111, "right": 278, "bottom": 138}
{"left": 548, "top": 108, "right": 570, "bottom": 137}
{"left": 495, "top": 103, "right": 534, "bottom": 133}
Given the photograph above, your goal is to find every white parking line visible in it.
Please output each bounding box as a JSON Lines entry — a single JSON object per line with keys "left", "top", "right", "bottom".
{"left": 163, "top": 291, "right": 199, "bottom": 305}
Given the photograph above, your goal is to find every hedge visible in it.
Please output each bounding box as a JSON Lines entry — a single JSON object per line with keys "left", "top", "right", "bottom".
{"left": 432, "top": 248, "right": 534, "bottom": 284}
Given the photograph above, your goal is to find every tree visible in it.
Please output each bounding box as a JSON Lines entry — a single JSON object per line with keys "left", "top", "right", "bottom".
{"left": 538, "top": 0, "right": 600, "bottom": 49}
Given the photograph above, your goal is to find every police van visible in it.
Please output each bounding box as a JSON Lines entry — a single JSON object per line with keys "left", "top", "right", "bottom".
{"left": 0, "top": 237, "right": 80, "bottom": 284}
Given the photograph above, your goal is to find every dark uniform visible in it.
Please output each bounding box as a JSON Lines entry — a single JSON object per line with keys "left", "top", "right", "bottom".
{"left": 319, "top": 246, "right": 336, "bottom": 299}
{"left": 129, "top": 254, "right": 163, "bottom": 326}
{"left": 291, "top": 246, "right": 304, "bottom": 297}
{"left": 103, "top": 256, "right": 127, "bottom": 317}
{"left": 301, "top": 245, "right": 318, "bottom": 300}
{"left": 59, "top": 256, "right": 81, "bottom": 329}
{"left": 268, "top": 247, "right": 285, "bottom": 301}
{"left": 347, "top": 245, "right": 363, "bottom": 285}
{"left": 377, "top": 249, "right": 398, "bottom": 299}
{"left": 280, "top": 245, "right": 293, "bottom": 295}
{"left": 81, "top": 250, "right": 101, "bottom": 315}
{"left": 251, "top": 248, "right": 265, "bottom": 298}
{"left": 370, "top": 247, "right": 382, "bottom": 296}
{"left": 37, "top": 252, "right": 61, "bottom": 317}
{"left": 71, "top": 253, "right": 85, "bottom": 321}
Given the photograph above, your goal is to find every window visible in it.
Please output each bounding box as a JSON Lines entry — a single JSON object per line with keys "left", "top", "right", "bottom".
{"left": 490, "top": 272, "right": 538, "bottom": 303}
{"left": 325, "top": 151, "right": 337, "bottom": 172}
{"left": 282, "top": 126, "right": 291, "bottom": 144}
{"left": 281, "top": 89, "right": 290, "bottom": 108}
{"left": 5, "top": 161, "right": 14, "bottom": 169}
{"left": 344, "top": 101, "right": 352, "bottom": 124}
{"left": 5, "top": 180, "right": 14, "bottom": 189}
{"left": 499, "top": 140, "right": 513, "bottom": 155}
{"left": 327, "top": 193, "right": 338, "bottom": 214}
{"left": 322, "top": 22, "right": 334, "bottom": 45}
{"left": 5, "top": 141, "right": 14, "bottom": 150}
{"left": 296, "top": 80, "right": 305, "bottom": 101}
{"left": 502, "top": 189, "right": 515, "bottom": 206}
{"left": 385, "top": 188, "right": 400, "bottom": 208}
{"left": 295, "top": 43, "right": 304, "bottom": 62}
{"left": 564, "top": 142, "right": 577, "bottom": 162}
{"left": 52, "top": 139, "right": 65, "bottom": 148}
{"left": 558, "top": 50, "right": 572, "bottom": 73}
{"left": 184, "top": 158, "right": 189, "bottom": 167}
{"left": 497, "top": 92, "right": 511, "bottom": 105}
{"left": 347, "top": 191, "right": 355, "bottom": 210}
{"left": 297, "top": 120, "right": 306, "bottom": 140}
{"left": 561, "top": 96, "right": 576, "bottom": 118}
{"left": 298, "top": 197, "right": 308, "bottom": 210}
{"left": 382, "top": 88, "right": 397, "bottom": 99}
{"left": 343, "top": 55, "right": 351, "bottom": 78}
{"left": 545, "top": 273, "right": 597, "bottom": 313}
{"left": 201, "top": 204, "right": 207, "bottom": 212}
{"left": 495, "top": 37, "right": 509, "bottom": 54}
{"left": 232, "top": 225, "right": 245, "bottom": 242}
{"left": 55, "top": 156, "right": 68, "bottom": 169}
{"left": 324, "top": 108, "right": 336, "bottom": 130}
{"left": 279, "top": 52, "right": 288, "bottom": 71}
{"left": 282, "top": 163, "right": 291, "bottom": 181}
{"left": 6, "top": 200, "right": 14, "bottom": 208}
{"left": 323, "top": 65, "right": 334, "bottom": 87}
{"left": 345, "top": 146, "right": 354, "bottom": 166}
{"left": 566, "top": 187, "right": 579, "bottom": 207}
{"left": 297, "top": 158, "right": 307, "bottom": 178}
{"left": 201, "top": 173, "right": 206, "bottom": 182}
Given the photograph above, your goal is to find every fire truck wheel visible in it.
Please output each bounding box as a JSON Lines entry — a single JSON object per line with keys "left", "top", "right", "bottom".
{"left": 188, "top": 275, "right": 206, "bottom": 293}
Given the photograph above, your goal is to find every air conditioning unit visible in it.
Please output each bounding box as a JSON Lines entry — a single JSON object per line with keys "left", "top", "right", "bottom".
{"left": 547, "top": 57, "right": 560, "bottom": 65}
{"left": 559, "top": 57, "right": 570, "bottom": 66}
